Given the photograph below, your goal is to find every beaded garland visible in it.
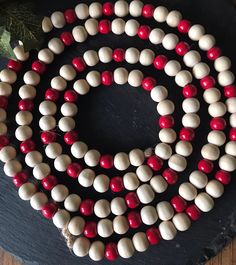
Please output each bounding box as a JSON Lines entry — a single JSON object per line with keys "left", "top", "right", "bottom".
{"left": 0, "top": 0, "right": 236, "bottom": 262}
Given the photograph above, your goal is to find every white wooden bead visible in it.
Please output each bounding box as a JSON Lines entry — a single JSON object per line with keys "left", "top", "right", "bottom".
{"left": 18, "top": 183, "right": 36, "bottom": 200}
{"left": 114, "top": 152, "right": 130, "bottom": 171}
{"left": 166, "top": 10, "right": 182, "bottom": 27}
{"left": 48, "top": 38, "right": 64, "bottom": 54}
{"left": 175, "top": 141, "right": 193, "bottom": 157}
{"left": 206, "top": 180, "right": 224, "bottom": 199}
{"left": 98, "top": 47, "right": 113, "bottom": 63}
{"left": 123, "top": 172, "right": 140, "bottom": 190}
{"left": 73, "top": 237, "right": 90, "bottom": 257}
{"left": 201, "top": 143, "right": 220, "bottom": 161}
{"left": 75, "top": 3, "right": 89, "bottom": 19}
{"left": 132, "top": 232, "right": 149, "bottom": 252}
{"left": 225, "top": 141, "right": 236, "bottom": 157}
{"left": 153, "top": 6, "right": 168, "bottom": 22}
{"left": 0, "top": 146, "right": 16, "bottom": 162}
{"left": 149, "top": 28, "right": 165, "bottom": 44}
{"left": 58, "top": 117, "right": 75, "bottom": 132}
{"left": 125, "top": 19, "right": 139, "bottom": 36}
{"left": 73, "top": 79, "right": 90, "bottom": 95}
{"left": 97, "top": 219, "right": 113, "bottom": 238}
{"left": 59, "top": 65, "right": 76, "bottom": 81}
{"left": 114, "top": 0, "right": 129, "bottom": 17}
{"left": 226, "top": 97, "right": 236, "bottom": 113}
{"left": 64, "top": 194, "right": 81, "bottom": 212}
{"left": 4, "top": 160, "right": 22, "bottom": 176}
{"left": 111, "top": 18, "right": 125, "bottom": 35}
{"left": 179, "top": 182, "right": 197, "bottom": 201}
{"left": 72, "top": 26, "right": 88, "bottom": 42}
{"left": 94, "top": 199, "right": 111, "bottom": 218}
{"left": 93, "top": 174, "right": 110, "bottom": 193}
{"left": 39, "top": 100, "right": 57, "bottom": 116}
{"left": 203, "top": 88, "right": 221, "bottom": 104}
{"left": 128, "top": 70, "right": 143, "bottom": 87}
{"left": 150, "top": 85, "right": 168, "bottom": 102}
{"left": 54, "top": 154, "right": 71, "bottom": 172}
{"left": 15, "top": 125, "right": 32, "bottom": 141}
{"left": 164, "top": 60, "right": 181, "bottom": 77}
{"left": 199, "top": 34, "right": 215, "bottom": 51}
{"left": 218, "top": 71, "right": 235, "bottom": 86}
{"left": 219, "top": 155, "right": 236, "bottom": 172}
{"left": 42, "top": 17, "right": 53, "bottom": 33}
{"left": 188, "top": 24, "right": 205, "bottom": 41}
{"left": 155, "top": 143, "right": 172, "bottom": 160}
{"left": 159, "top": 221, "right": 177, "bottom": 240}
{"left": 0, "top": 108, "right": 6, "bottom": 122}
{"left": 125, "top": 47, "right": 140, "bottom": 64}
{"left": 172, "top": 213, "right": 191, "bottom": 231}
{"left": 129, "top": 0, "right": 143, "bottom": 17}
{"left": 39, "top": 116, "right": 56, "bottom": 131}
{"left": 182, "top": 113, "right": 200, "bottom": 128}
{"left": 136, "top": 165, "right": 153, "bottom": 182}
{"left": 114, "top": 67, "right": 128, "bottom": 85}
{"left": 23, "top": 71, "right": 40, "bottom": 86}
{"left": 0, "top": 82, "right": 12, "bottom": 96}
{"left": 51, "top": 184, "right": 69, "bottom": 202}
{"left": 208, "top": 102, "right": 226, "bottom": 117}
{"left": 51, "top": 76, "right": 67, "bottom": 91}
{"left": 183, "top": 50, "right": 201, "bottom": 68}
{"left": 139, "top": 49, "right": 155, "bottom": 66}
{"left": 214, "top": 56, "right": 231, "bottom": 72}
{"left": 168, "top": 154, "right": 187, "bottom": 172}
{"left": 140, "top": 206, "right": 158, "bottom": 225}
{"left": 230, "top": 113, "right": 236, "bottom": 127}
{"left": 84, "top": 149, "right": 100, "bottom": 167}
{"left": 52, "top": 210, "right": 70, "bottom": 229}
{"left": 156, "top": 201, "right": 174, "bottom": 221}
{"left": 0, "top": 122, "right": 7, "bottom": 136}
{"left": 193, "top": 62, "right": 210, "bottom": 79}
{"left": 51, "top": 11, "right": 65, "bottom": 28}
{"left": 61, "top": 102, "right": 77, "bottom": 117}
{"left": 162, "top": 34, "right": 179, "bottom": 50}
{"left": 157, "top": 99, "right": 175, "bottom": 115}
{"left": 33, "top": 163, "right": 51, "bottom": 180}
{"left": 111, "top": 197, "right": 127, "bottom": 215}
{"left": 195, "top": 192, "right": 214, "bottom": 212}
{"left": 71, "top": 141, "right": 88, "bottom": 159}
{"left": 182, "top": 98, "right": 200, "bottom": 114}
{"left": 129, "top": 148, "right": 145, "bottom": 166}
{"left": 89, "top": 241, "right": 104, "bottom": 261}
{"left": 189, "top": 170, "right": 208, "bottom": 189}
{"left": 89, "top": 2, "right": 102, "bottom": 18}
{"left": 86, "top": 71, "right": 101, "bottom": 87}
{"left": 38, "top": 48, "right": 54, "bottom": 64}
{"left": 137, "top": 184, "right": 155, "bottom": 204}
{"left": 85, "top": 18, "right": 99, "bottom": 36}
{"left": 30, "top": 192, "right": 48, "bottom": 210}
{"left": 208, "top": 131, "right": 226, "bottom": 146}
{"left": 83, "top": 50, "right": 99, "bottom": 66}
{"left": 150, "top": 175, "right": 168, "bottom": 193}
{"left": 68, "top": 217, "right": 85, "bottom": 236}
{"left": 0, "top": 69, "right": 17, "bottom": 84}
{"left": 13, "top": 45, "right": 29, "bottom": 61}
{"left": 25, "top": 151, "right": 42, "bottom": 167}
{"left": 159, "top": 128, "right": 177, "bottom": 143}
{"left": 117, "top": 238, "right": 135, "bottom": 259}
{"left": 78, "top": 169, "right": 95, "bottom": 187}
{"left": 175, "top": 70, "right": 193, "bottom": 87}
{"left": 113, "top": 216, "right": 129, "bottom": 234}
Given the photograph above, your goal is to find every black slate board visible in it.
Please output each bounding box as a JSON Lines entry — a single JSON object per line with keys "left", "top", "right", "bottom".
{"left": 1, "top": 0, "right": 236, "bottom": 264}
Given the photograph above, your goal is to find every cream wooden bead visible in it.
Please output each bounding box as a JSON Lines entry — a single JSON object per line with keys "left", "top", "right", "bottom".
{"left": 175, "top": 70, "right": 193, "bottom": 87}
{"left": 188, "top": 24, "right": 205, "bottom": 41}
{"left": 150, "top": 85, "right": 168, "bottom": 102}
{"left": 132, "top": 232, "right": 149, "bottom": 252}
{"left": 25, "top": 151, "right": 42, "bottom": 167}
{"left": 23, "top": 71, "right": 40, "bottom": 86}
{"left": 98, "top": 47, "right": 113, "bottom": 63}
{"left": 0, "top": 69, "right": 17, "bottom": 84}
{"left": 72, "top": 26, "right": 88, "bottom": 42}
{"left": 114, "top": 0, "right": 129, "bottom": 17}
{"left": 164, "top": 60, "right": 181, "bottom": 76}
{"left": 52, "top": 210, "right": 70, "bottom": 229}
{"left": 71, "top": 141, "right": 88, "bottom": 159}
{"left": 159, "top": 128, "right": 177, "bottom": 143}
{"left": 97, "top": 219, "right": 113, "bottom": 238}
{"left": 193, "top": 62, "right": 210, "bottom": 79}
{"left": 111, "top": 18, "right": 125, "bottom": 35}
{"left": 157, "top": 99, "right": 175, "bottom": 115}
{"left": 129, "top": 148, "right": 145, "bottom": 166}
{"left": 59, "top": 65, "right": 76, "bottom": 81}
{"left": 137, "top": 184, "right": 155, "bottom": 204}
{"left": 208, "top": 102, "right": 226, "bottom": 117}
{"left": 199, "top": 34, "right": 215, "bottom": 51}
{"left": 203, "top": 88, "right": 221, "bottom": 104}
{"left": 51, "top": 184, "right": 69, "bottom": 202}
{"left": 128, "top": 70, "right": 143, "bottom": 87}
{"left": 13, "top": 45, "right": 29, "bottom": 61}
{"left": 39, "top": 116, "right": 56, "bottom": 131}
{"left": 83, "top": 50, "right": 99, "bottom": 66}
{"left": 93, "top": 174, "right": 110, "bottom": 193}
{"left": 39, "top": 100, "right": 57, "bottom": 116}
{"left": 179, "top": 183, "right": 197, "bottom": 201}
{"left": 156, "top": 201, "right": 174, "bottom": 221}
{"left": 125, "top": 48, "right": 140, "bottom": 64}
{"left": 38, "top": 48, "right": 54, "bottom": 64}
{"left": 230, "top": 113, "right": 236, "bottom": 127}
{"left": 54, "top": 154, "right": 71, "bottom": 172}
{"left": 19, "top": 85, "right": 36, "bottom": 99}
{"left": 0, "top": 82, "right": 12, "bottom": 96}
{"left": 73, "top": 79, "right": 90, "bottom": 95}
{"left": 0, "top": 146, "right": 16, "bottom": 162}
{"left": 166, "top": 10, "right": 182, "bottom": 27}
{"left": 114, "top": 152, "right": 130, "bottom": 171}
{"left": 61, "top": 102, "right": 77, "bottom": 117}
{"left": 206, "top": 180, "right": 224, "bottom": 199}
{"left": 150, "top": 175, "right": 168, "bottom": 193}
{"left": 89, "top": 241, "right": 104, "bottom": 261}
{"left": 111, "top": 197, "right": 127, "bottom": 215}
{"left": 89, "top": 2, "right": 102, "bottom": 18}
{"left": 225, "top": 141, "right": 236, "bottom": 157}
{"left": 195, "top": 192, "right": 214, "bottom": 212}
{"left": 64, "top": 194, "right": 81, "bottom": 212}
{"left": 189, "top": 170, "right": 208, "bottom": 189}
{"left": 0, "top": 109, "right": 6, "bottom": 122}
{"left": 58, "top": 117, "right": 75, "bottom": 132}
{"left": 50, "top": 11, "right": 65, "bottom": 28}
{"left": 139, "top": 49, "right": 155, "bottom": 66}
{"left": 86, "top": 71, "right": 101, "bottom": 87}
{"left": 75, "top": 3, "right": 89, "bottom": 19}
{"left": 84, "top": 149, "right": 100, "bottom": 167}
{"left": 33, "top": 163, "right": 51, "bottom": 180}
{"left": 214, "top": 56, "right": 231, "bottom": 72}
{"left": 125, "top": 19, "right": 139, "bottom": 36}
{"left": 208, "top": 131, "right": 226, "bottom": 146}
{"left": 113, "top": 215, "right": 129, "bottom": 234}
{"left": 149, "top": 28, "right": 165, "bottom": 44}
{"left": 0, "top": 122, "right": 7, "bottom": 135}
{"left": 168, "top": 154, "right": 187, "bottom": 172}
{"left": 159, "top": 221, "right": 177, "bottom": 240}
{"left": 162, "top": 34, "right": 179, "bottom": 50}
{"left": 42, "top": 17, "right": 53, "bottom": 33}
{"left": 78, "top": 169, "right": 95, "bottom": 187}
{"left": 73, "top": 237, "right": 90, "bottom": 257}
{"left": 182, "top": 113, "right": 200, "bottom": 128}
{"left": 219, "top": 155, "right": 236, "bottom": 172}
{"left": 123, "top": 172, "right": 140, "bottom": 190}
{"left": 51, "top": 76, "right": 67, "bottom": 91}
{"left": 140, "top": 206, "right": 158, "bottom": 225}
{"left": 155, "top": 143, "right": 172, "bottom": 160}
{"left": 129, "top": 0, "right": 143, "bottom": 17}
{"left": 114, "top": 67, "right": 128, "bottom": 85}
{"left": 18, "top": 183, "right": 36, "bottom": 200}
{"left": 4, "top": 160, "right": 22, "bottom": 176}
{"left": 85, "top": 18, "right": 99, "bottom": 36}
{"left": 175, "top": 141, "right": 193, "bottom": 157}
{"left": 15, "top": 111, "right": 30, "bottom": 126}
{"left": 15, "top": 125, "right": 32, "bottom": 141}
{"left": 218, "top": 71, "right": 235, "bottom": 87}
{"left": 172, "top": 213, "right": 191, "bottom": 231}
{"left": 117, "top": 238, "right": 135, "bottom": 259}
{"left": 183, "top": 50, "right": 201, "bottom": 68}
{"left": 201, "top": 143, "right": 220, "bottom": 161}
{"left": 94, "top": 199, "right": 111, "bottom": 218}
{"left": 136, "top": 165, "right": 153, "bottom": 182}
{"left": 68, "top": 216, "right": 85, "bottom": 236}
{"left": 48, "top": 38, "right": 64, "bottom": 54}
{"left": 153, "top": 6, "right": 168, "bottom": 22}
{"left": 226, "top": 97, "right": 236, "bottom": 113}
{"left": 30, "top": 192, "right": 48, "bottom": 210}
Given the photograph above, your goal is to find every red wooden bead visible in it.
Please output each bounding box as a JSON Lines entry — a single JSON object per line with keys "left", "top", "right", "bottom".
{"left": 182, "top": 84, "right": 197, "bottom": 98}
{"left": 64, "top": 130, "right": 79, "bottom": 145}
{"left": 229, "top": 128, "right": 236, "bottom": 141}
{"left": 101, "top": 71, "right": 113, "bottom": 86}
{"left": 125, "top": 192, "right": 140, "bottom": 209}
{"left": 162, "top": 168, "right": 178, "bottom": 185}
{"left": 113, "top": 48, "right": 125, "bottom": 62}
{"left": 198, "top": 159, "right": 214, "bottom": 173}
{"left": 105, "top": 242, "right": 118, "bottom": 261}
{"left": 110, "top": 176, "right": 124, "bottom": 192}
{"left": 147, "top": 155, "right": 163, "bottom": 171}
{"left": 72, "top": 57, "right": 86, "bottom": 72}
{"left": 60, "top": 32, "right": 74, "bottom": 46}
{"left": 41, "top": 175, "right": 58, "bottom": 190}
{"left": 0, "top": 96, "right": 8, "bottom": 109}
{"left": 142, "top": 77, "right": 156, "bottom": 91}
{"left": 175, "top": 42, "right": 190, "bottom": 56}
{"left": 200, "top": 76, "right": 215, "bottom": 90}
{"left": 146, "top": 227, "right": 161, "bottom": 245}
{"left": 100, "top": 154, "right": 113, "bottom": 169}
{"left": 224, "top": 85, "right": 236, "bottom": 98}
{"left": 42, "top": 202, "right": 58, "bottom": 219}
{"left": 32, "top": 60, "right": 46, "bottom": 74}
{"left": 128, "top": 211, "right": 142, "bottom": 228}
{"left": 40, "top": 131, "right": 57, "bottom": 144}
{"left": 103, "top": 2, "right": 114, "bottom": 16}
{"left": 207, "top": 47, "right": 222, "bottom": 60}
{"left": 171, "top": 195, "right": 187, "bottom": 213}
{"left": 210, "top": 117, "right": 226, "bottom": 131}
{"left": 138, "top": 25, "right": 151, "bottom": 40}
{"left": 7, "top": 59, "right": 22, "bottom": 72}
{"left": 159, "top": 115, "right": 174, "bottom": 128}
{"left": 18, "top": 99, "right": 34, "bottom": 111}
{"left": 20, "top": 139, "right": 36, "bottom": 154}
{"left": 45, "top": 88, "right": 60, "bottom": 101}
{"left": 64, "top": 9, "right": 77, "bottom": 24}
{"left": 64, "top": 90, "right": 78, "bottom": 102}
{"left": 179, "top": 127, "right": 195, "bottom": 141}
{"left": 80, "top": 199, "right": 94, "bottom": 216}
{"left": 178, "top": 19, "right": 192, "bottom": 34}
{"left": 13, "top": 172, "right": 29, "bottom": 187}
{"left": 99, "top": 19, "right": 111, "bottom": 34}
{"left": 153, "top": 55, "right": 168, "bottom": 70}
{"left": 0, "top": 135, "right": 9, "bottom": 150}
{"left": 215, "top": 170, "right": 231, "bottom": 185}
{"left": 142, "top": 4, "right": 155, "bottom": 18}
{"left": 83, "top": 221, "right": 97, "bottom": 238}
{"left": 67, "top": 163, "right": 82, "bottom": 178}
{"left": 185, "top": 204, "right": 201, "bottom": 221}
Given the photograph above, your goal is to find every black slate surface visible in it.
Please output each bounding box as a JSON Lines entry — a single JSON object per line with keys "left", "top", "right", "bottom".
{"left": 0, "top": 0, "right": 236, "bottom": 264}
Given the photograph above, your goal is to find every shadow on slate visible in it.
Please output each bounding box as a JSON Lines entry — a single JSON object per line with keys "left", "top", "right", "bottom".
{"left": 0, "top": 0, "right": 236, "bottom": 264}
